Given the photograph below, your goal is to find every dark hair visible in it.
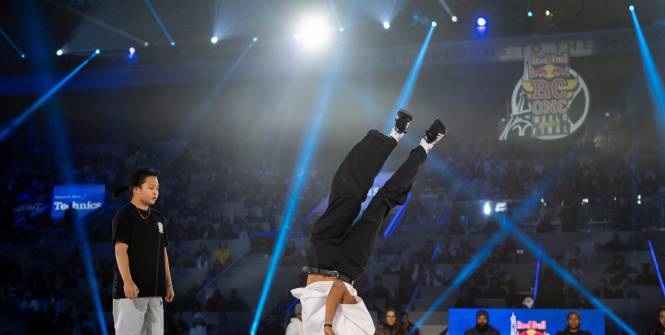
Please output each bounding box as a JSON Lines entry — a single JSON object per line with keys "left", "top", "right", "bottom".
{"left": 113, "top": 168, "right": 158, "bottom": 198}
{"left": 567, "top": 311, "right": 581, "bottom": 319}
{"left": 659, "top": 306, "right": 665, "bottom": 315}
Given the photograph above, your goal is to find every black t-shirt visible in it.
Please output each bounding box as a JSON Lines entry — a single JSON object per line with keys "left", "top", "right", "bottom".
{"left": 556, "top": 330, "right": 592, "bottom": 335}
{"left": 112, "top": 203, "right": 168, "bottom": 299}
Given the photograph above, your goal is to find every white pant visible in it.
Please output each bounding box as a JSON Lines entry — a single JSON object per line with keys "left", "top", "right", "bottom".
{"left": 113, "top": 298, "right": 164, "bottom": 335}
{"left": 291, "top": 281, "right": 375, "bottom": 335}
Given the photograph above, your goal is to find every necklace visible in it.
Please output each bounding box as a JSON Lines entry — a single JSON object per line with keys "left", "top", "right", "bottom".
{"left": 134, "top": 205, "right": 151, "bottom": 220}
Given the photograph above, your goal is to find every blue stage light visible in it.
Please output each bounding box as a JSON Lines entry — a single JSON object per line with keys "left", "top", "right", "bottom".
{"left": 431, "top": 20, "right": 438, "bottom": 27}
{"left": 629, "top": 4, "right": 635, "bottom": 11}
{"left": 56, "top": 49, "right": 63, "bottom": 56}
{"left": 252, "top": 36, "right": 258, "bottom": 43}
{"left": 528, "top": 11, "right": 534, "bottom": 17}
{"left": 451, "top": 15, "right": 458, "bottom": 22}
{"left": 210, "top": 36, "right": 219, "bottom": 44}
{"left": 95, "top": 49, "right": 100, "bottom": 54}
{"left": 476, "top": 17, "right": 487, "bottom": 27}
{"left": 383, "top": 21, "right": 391, "bottom": 30}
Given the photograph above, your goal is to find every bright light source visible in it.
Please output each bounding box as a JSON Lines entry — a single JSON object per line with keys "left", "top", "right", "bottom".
{"left": 451, "top": 15, "right": 458, "bottom": 22}
{"left": 252, "top": 36, "right": 259, "bottom": 43}
{"left": 170, "top": 41, "right": 176, "bottom": 46}
{"left": 431, "top": 20, "right": 438, "bottom": 27}
{"left": 545, "top": 9, "right": 552, "bottom": 16}
{"left": 56, "top": 49, "right": 63, "bottom": 56}
{"left": 129, "top": 47, "right": 135, "bottom": 55}
{"left": 295, "top": 15, "right": 334, "bottom": 50}
{"left": 483, "top": 201, "right": 492, "bottom": 216}
{"left": 582, "top": 198, "right": 589, "bottom": 204}
{"left": 20, "top": 54, "right": 26, "bottom": 59}
{"left": 144, "top": 41, "right": 150, "bottom": 47}
{"left": 628, "top": 4, "right": 635, "bottom": 11}
{"left": 495, "top": 202, "right": 507, "bottom": 212}
{"left": 339, "top": 27, "right": 344, "bottom": 32}
{"left": 383, "top": 21, "right": 391, "bottom": 30}
{"left": 527, "top": 11, "right": 534, "bottom": 17}
{"left": 210, "top": 36, "right": 219, "bottom": 44}
{"left": 476, "top": 17, "right": 487, "bottom": 27}
{"left": 95, "top": 49, "right": 100, "bottom": 54}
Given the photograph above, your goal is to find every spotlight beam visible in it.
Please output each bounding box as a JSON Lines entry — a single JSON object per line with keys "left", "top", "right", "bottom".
{"left": 629, "top": 7, "right": 665, "bottom": 156}
{"left": 74, "top": 217, "right": 109, "bottom": 335}
{"left": 532, "top": 242, "right": 543, "bottom": 302}
{"left": 0, "top": 50, "right": 99, "bottom": 143}
{"left": 46, "top": 0, "right": 147, "bottom": 45}
{"left": 0, "top": 26, "right": 26, "bottom": 58}
{"left": 249, "top": 54, "right": 343, "bottom": 335}
{"left": 176, "top": 41, "right": 254, "bottom": 138}
{"left": 435, "top": 0, "right": 457, "bottom": 21}
{"left": 144, "top": 0, "right": 175, "bottom": 45}
{"left": 385, "top": 23, "right": 437, "bottom": 133}
{"left": 326, "top": 0, "right": 343, "bottom": 31}
{"left": 648, "top": 240, "right": 665, "bottom": 298}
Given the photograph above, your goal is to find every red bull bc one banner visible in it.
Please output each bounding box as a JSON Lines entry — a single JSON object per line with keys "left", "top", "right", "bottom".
{"left": 448, "top": 308, "right": 604, "bottom": 334}
{"left": 500, "top": 52, "right": 590, "bottom": 141}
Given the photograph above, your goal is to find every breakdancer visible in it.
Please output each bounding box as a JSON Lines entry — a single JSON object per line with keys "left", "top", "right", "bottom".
{"left": 292, "top": 110, "right": 446, "bottom": 334}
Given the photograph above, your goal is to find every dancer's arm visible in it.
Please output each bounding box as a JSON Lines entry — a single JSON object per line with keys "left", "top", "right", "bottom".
{"left": 324, "top": 280, "right": 356, "bottom": 334}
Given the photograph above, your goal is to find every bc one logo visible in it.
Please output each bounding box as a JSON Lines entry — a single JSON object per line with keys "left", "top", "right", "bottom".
{"left": 500, "top": 52, "right": 590, "bottom": 141}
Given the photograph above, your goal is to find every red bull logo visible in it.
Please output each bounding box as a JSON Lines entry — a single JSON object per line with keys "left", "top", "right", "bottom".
{"left": 500, "top": 51, "right": 590, "bottom": 141}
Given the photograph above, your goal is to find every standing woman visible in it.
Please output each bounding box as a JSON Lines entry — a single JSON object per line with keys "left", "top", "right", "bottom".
{"left": 112, "top": 168, "right": 175, "bottom": 334}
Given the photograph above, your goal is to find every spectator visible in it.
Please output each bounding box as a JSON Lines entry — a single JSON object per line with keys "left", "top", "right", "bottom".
{"left": 400, "top": 312, "right": 420, "bottom": 335}
{"left": 463, "top": 310, "right": 499, "bottom": 335}
{"left": 167, "top": 311, "right": 190, "bottom": 335}
{"left": 555, "top": 311, "right": 591, "bottom": 335}
{"left": 205, "top": 289, "right": 226, "bottom": 311}
{"left": 189, "top": 312, "right": 207, "bottom": 335}
{"left": 635, "top": 263, "right": 659, "bottom": 286}
{"left": 212, "top": 242, "right": 231, "bottom": 266}
{"left": 19, "top": 292, "right": 39, "bottom": 312}
{"left": 375, "top": 308, "right": 405, "bottom": 335}
{"left": 647, "top": 306, "right": 665, "bottom": 335}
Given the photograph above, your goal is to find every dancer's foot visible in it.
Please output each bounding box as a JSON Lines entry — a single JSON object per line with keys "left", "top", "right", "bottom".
{"left": 389, "top": 109, "right": 413, "bottom": 141}
{"left": 420, "top": 119, "right": 446, "bottom": 153}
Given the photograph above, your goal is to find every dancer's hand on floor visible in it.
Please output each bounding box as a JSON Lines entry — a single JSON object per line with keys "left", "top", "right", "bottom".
{"left": 324, "top": 326, "right": 336, "bottom": 335}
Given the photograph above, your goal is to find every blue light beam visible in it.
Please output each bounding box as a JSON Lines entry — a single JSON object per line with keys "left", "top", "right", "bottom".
{"left": 75, "top": 217, "right": 109, "bottom": 335}
{"left": 384, "top": 24, "right": 437, "bottom": 133}
{"left": 630, "top": 8, "right": 665, "bottom": 150}
{"left": 144, "top": 0, "right": 175, "bottom": 46}
{"left": 648, "top": 240, "right": 665, "bottom": 298}
{"left": 0, "top": 26, "right": 26, "bottom": 58}
{"left": 533, "top": 242, "right": 543, "bottom": 302}
{"left": 249, "top": 55, "right": 342, "bottom": 335}
{"left": 0, "top": 50, "right": 99, "bottom": 143}
{"left": 383, "top": 192, "right": 412, "bottom": 237}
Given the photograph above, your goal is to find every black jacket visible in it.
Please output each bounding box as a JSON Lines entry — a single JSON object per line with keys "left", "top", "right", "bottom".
{"left": 464, "top": 325, "right": 500, "bottom": 335}
{"left": 648, "top": 325, "right": 665, "bottom": 335}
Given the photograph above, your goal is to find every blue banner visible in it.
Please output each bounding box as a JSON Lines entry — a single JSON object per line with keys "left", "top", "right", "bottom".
{"left": 51, "top": 184, "right": 105, "bottom": 220}
{"left": 448, "top": 308, "right": 604, "bottom": 335}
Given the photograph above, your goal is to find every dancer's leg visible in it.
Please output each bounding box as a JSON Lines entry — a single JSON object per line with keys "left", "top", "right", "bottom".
{"left": 338, "top": 120, "right": 446, "bottom": 280}
{"left": 305, "top": 111, "right": 413, "bottom": 271}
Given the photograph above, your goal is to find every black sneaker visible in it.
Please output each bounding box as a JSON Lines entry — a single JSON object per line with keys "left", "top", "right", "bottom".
{"left": 395, "top": 109, "right": 413, "bottom": 133}
{"left": 424, "top": 119, "right": 446, "bottom": 144}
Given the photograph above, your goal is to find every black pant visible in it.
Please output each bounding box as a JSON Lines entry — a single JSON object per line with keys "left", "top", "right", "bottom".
{"left": 305, "top": 130, "right": 428, "bottom": 281}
